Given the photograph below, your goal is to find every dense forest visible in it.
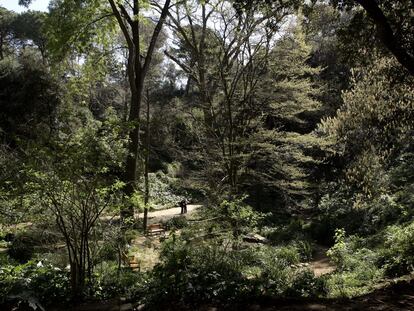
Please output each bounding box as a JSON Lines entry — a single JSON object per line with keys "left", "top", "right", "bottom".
{"left": 0, "top": 0, "right": 413, "bottom": 310}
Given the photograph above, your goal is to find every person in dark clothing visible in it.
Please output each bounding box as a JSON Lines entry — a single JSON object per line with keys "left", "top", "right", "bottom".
{"left": 179, "top": 199, "right": 187, "bottom": 214}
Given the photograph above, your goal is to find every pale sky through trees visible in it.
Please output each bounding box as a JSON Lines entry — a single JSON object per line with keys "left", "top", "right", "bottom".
{"left": 0, "top": 0, "right": 49, "bottom": 12}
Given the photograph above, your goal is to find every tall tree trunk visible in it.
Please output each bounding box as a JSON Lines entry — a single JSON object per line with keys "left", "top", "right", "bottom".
{"left": 108, "top": 0, "right": 170, "bottom": 219}
{"left": 143, "top": 88, "right": 150, "bottom": 231}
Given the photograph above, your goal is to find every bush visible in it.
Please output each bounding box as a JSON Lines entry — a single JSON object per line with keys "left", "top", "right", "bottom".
{"left": 380, "top": 222, "right": 414, "bottom": 276}
{"left": 325, "top": 229, "right": 383, "bottom": 298}
{"left": 325, "top": 263, "right": 382, "bottom": 298}
{"left": 124, "top": 229, "right": 139, "bottom": 244}
{"left": 149, "top": 237, "right": 252, "bottom": 305}
{"left": 7, "top": 233, "right": 35, "bottom": 263}
{"left": 287, "top": 268, "right": 326, "bottom": 297}
{"left": 94, "top": 262, "right": 149, "bottom": 300}
{"left": 254, "top": 246, "right": 298, "bottom": 296}
{"left": 0, "top": 261, "right": 70, "bottom": 307}
{"left": 164, "top": 216, "right": 188, "bottom": 231}
{"left": 220, "top": 197, "right": 264, "bottom": 238}
{"left": 147, "top": 235, "right": 319, "bottom": 307}
{"left": 263, "top": 219, "right": 309, "bottom": 245}
{"left": 293, "top": 240, "right": 314, "bottom": 262}
{"left": 253, "top": 245, "right": 323, "bottom": 297}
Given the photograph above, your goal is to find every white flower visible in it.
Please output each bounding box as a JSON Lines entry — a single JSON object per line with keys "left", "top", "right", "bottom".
{"left": 36, "top": 261, "right": 43, "bottom": 268}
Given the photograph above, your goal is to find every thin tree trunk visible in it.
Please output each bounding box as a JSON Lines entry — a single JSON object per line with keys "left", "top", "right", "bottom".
{"left": 143, "top": 88, "right": 150, "bottom": 231}
{"left": 0, "top": 33, "right": 3, "bottom": 60}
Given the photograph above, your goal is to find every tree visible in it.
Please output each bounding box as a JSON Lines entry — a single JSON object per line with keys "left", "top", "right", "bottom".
{"left": 242, "top": 20, "right": 324, "bottom": 209}
{"left": 331, "top": 0, "right": 414, "bottom": 75}
{"left": 11, "top": 10, "right": 48, "bottom": 60}
{"left": 236, "top": 0, "right": 414, "bottom": 75}
{"left": 107, "top": 0, "right": 171, "bottom": 218}
{"left": 165, "top": 0, "right": 294, "bottom": 196}
{"left": 44, "top": 0, "right": 172, "bottom": 218}
{"left": 0, "top": 7, "right": 16, "bottom": 59}
{"left": 27, "top": 105, "right": 126, "bottom": 298}
{"left": 302, "top": 2, "right": 352, "bottom": 113}
{"left": 320, "top": 58, "right": 414, "bottom": 196}
{"left": 0, "top": 50, "right": 60, "bottom": 145}
{"left": 315, "top": 57, "right": 414, "bottom": 234}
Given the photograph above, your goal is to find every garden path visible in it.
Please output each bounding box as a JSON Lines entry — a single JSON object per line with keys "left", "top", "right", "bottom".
{"left": 309, "top": 246, "right": 336, "bottom": 277}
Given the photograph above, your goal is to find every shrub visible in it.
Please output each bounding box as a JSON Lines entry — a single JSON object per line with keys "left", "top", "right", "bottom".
{"left": 325, "top": 262, "right": 382, "bottom": 298}
{"left": 263, "top": 219, "right": 310, "bottom": 245}
{"left": 7, "top": 233, "right": 35, "bottom": 263}
{"left": 254, "top": 247, "right": 296, "bottom": 296}
{"left": 0, "top": 261, "right": 70, "bottom": 307}
{"left": 380, "top": 222, "right": 414, "bottom": 276}
{"left": 325, "top": 229, "right": 383, "bottom": 298}
{"left": 293, "top": 240, "right": 314, "bottom": 261}
{"left": 220, "top": 197, "right": 264, "bottom": 238}
{"left": 124, "top": 229, "right": 140, "bottom": 244}
{"left": 148, "top": 234, "right": 319, "bottom": 308}
{"left": 150, "top": 237, "right": 252, "bottom": 305}
{"left": 253, "top": 245, "right": 317, "bottom": 296}
{"left": 94, "top": 262, "right": 149, "bottom": 300}
{"left": 287, "top": 268, "right": 326, "bottom": 297}
{"left": 98, "top": 243, "right": 119, "bottom": 262}
{"left": 164, "top": 216, "right": 188, "bottom": 231}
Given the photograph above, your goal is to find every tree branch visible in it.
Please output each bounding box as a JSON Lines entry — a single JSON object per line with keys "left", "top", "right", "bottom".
{"left": 356, "top": 0, "right": 414, "bottom": 75}
{"left": 142, "top": 0, "right": 171, "bottom": 75}
{"left": 108, "top": 0, "right": 133, "bottom": 49}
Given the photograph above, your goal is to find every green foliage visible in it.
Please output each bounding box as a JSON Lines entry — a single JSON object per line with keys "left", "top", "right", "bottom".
{"left": 316, "top": 58, "right": 414, "bottom": 240}
{"left": 380, "top": 222, "right": 414, "bottom": 276}
{"left": 262, "top": 218, "right": 312, "bottom": 247}
{"left": 325, "top": 229, "right": 383, "bottom": 298}
{"left": 242, "top": 20, "right": 324, "bottom": 209}
{"left": 124, "top": 229, "right": 140, "bottom": 244}
{"left": 1, "top": 0, "right": 413, "bottom": 306}
{"left": 0, "top": 50, "right": 60, "bottom": 143}
{"left": 141, "top": 171, "right": 189, "bottom": 208}
{"left": 320, "top": 58, "right": 413, "bottom": 192}
{"left": 164, "top": 216, "right": 188, "bottom": 231}
{"left": 46, "top": 0, "right": 117, "bottom": 61}
{"left": 19, "top": 103, "right": 127, "bottom": 297}
{"left": 150, "top": 237, "right": 251, "bottom": 304}
{"left": 93, "top": 262, "right": 149, "bottom": 300}
{"left": 220, "top": 197, "right": 265, "bottom": 237}
{"left": 147, "top": 233, "right": 321, "bottom": 307}
{"left": 0, "top": 261, "right": 70, "bottom": 306}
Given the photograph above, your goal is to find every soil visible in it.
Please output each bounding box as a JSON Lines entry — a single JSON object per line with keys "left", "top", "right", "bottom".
{"left": 101, "top": 204, "right": 201, "bottom": 223}
{"left": 309, "top": 246, "right": 336, "bottom": 277}
{"left": 138, "top": 204, "right": 201, "bottom": 223}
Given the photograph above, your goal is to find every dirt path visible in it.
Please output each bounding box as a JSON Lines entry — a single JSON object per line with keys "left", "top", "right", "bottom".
{"left": 138, "top": 204, "right": 202, "bottom": 223}
{"left": 309, "top": 246, "right": 336, "bottom": 277}
{"left": 101, "top": 204, "right": 202, "bottom": 223}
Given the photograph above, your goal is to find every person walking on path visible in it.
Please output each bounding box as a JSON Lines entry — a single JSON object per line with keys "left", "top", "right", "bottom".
{"left": 179, "top": 199, "right": 187, "bottom": 214}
